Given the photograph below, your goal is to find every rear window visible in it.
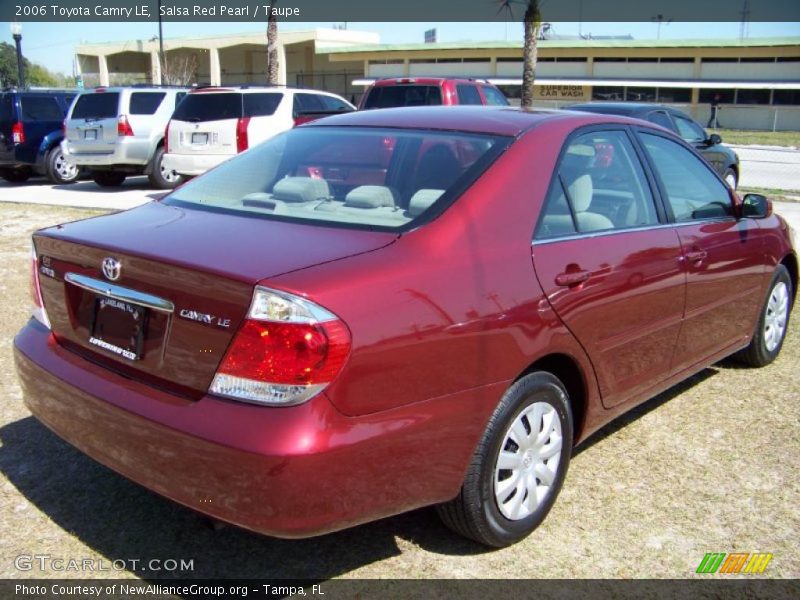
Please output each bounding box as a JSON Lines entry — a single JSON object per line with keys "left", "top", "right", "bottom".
{"left": 363, "top": 85, "right": 443, "bottom": 109}
{"left": 172, "top": 93, "right": 242, "bottom": 121}
{"left": 21, "top": 96, "right": 63, "bottom": 120}
{"left": 72, "top": 93, "right": 120, "bottom": 119}
{"left": 165, "top": 126, "right": 509, "bottom": 231}
{"left": 243, "top": 93, "right": 282, "bottom": 117}
{"left": 129, "top": 92, "right": 166, "bottom": 115}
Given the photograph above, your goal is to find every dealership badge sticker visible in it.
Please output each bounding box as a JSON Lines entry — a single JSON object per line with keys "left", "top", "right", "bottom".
{"left": 696, "top": 552, "right": 773, "bottom": 574}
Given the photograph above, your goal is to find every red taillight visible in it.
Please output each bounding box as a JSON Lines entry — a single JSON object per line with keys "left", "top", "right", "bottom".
{"left": 11, "top": 122, "right": 24, "bottom": 144}
{"left": 209, "top": 287, "right": 351, "bottom": 406}
{"left": 30, "top": 244, "right": 50, "bottom": 329}
{"left": 164, "top": 120, "right": 171, "bottom": 154}
{"left": 236, "top": 117, "right": 250, "bottom": 152}
{"left": 293, "top": 114, "right": 316, "bottom": 127}
{"left": 117, "top": 115, "right": 134, "bottom": 136}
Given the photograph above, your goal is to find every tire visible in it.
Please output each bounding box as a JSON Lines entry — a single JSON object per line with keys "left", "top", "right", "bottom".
{"left": 147, "top": 146, "right": 184, "bottom": 190}
{"left": 92, "top": 171, "right": 127, "bottom": 187}
{"left": 45, "top": 145, "right": 79, "bottom": 184}
{"left": 735, "top": 264, "right": 792, "bottom": 367}
{"left": 0, "top": 167, "right": 32, "bottom": 183}
{"left": 436, "top": 371, "right": 573, "bottom": 547}
{"left": 723, "top": 168, "right": 738, "bottom": 190}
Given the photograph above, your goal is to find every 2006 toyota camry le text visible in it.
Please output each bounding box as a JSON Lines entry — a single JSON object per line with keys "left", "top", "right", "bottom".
{"left": 14, "top": 107, "right": 796, "bottom": 547}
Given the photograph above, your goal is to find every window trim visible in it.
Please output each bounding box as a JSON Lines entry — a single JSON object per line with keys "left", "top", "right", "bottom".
{"left": 631, "top": 126, "right": 737, "bottom": 224}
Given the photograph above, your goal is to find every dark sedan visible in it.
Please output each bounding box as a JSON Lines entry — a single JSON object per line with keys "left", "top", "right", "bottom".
{"left": 568, "top": 102, "right": 741, "bottom": 189}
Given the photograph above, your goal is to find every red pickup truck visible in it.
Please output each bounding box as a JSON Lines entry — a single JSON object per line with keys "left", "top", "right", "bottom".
{"left": 359, "top": 77, "right": 509, "bottom": 109}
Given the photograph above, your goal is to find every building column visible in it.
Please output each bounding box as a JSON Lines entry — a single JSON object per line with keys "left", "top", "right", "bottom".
{"left": 98, "top": 54, "right": 109, "bottom": 86}
{"left": 403, "top": 58, "right": 410, "bottom": 76}
{"left": 209, "top": 47, "right": 221, "bottom": 86}
{"left": 278, "top": 43, "right": 287, "bottom": 86}
{"left": 150, "top": 50, "right": 161, "bottom": 85}
{"left": 490, "top": 56, "right": 497, "bottom": 77}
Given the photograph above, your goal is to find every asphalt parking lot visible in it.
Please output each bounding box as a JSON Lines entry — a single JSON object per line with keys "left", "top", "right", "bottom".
{"left": 0, "top": 181, "right": 798, "bottom": 582}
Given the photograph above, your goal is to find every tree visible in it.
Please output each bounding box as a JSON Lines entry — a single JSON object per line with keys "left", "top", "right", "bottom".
{"left": 161, "top": 53, "right": 198, "bottom": 86}
{"left": 497, "top": 0, "right": 542, "bottom": 108}
{"left": 266, "top": 3, "right": 279, "bottom": 85}
{"left": 0, "top": 42, "right": 66, "bottom": 88}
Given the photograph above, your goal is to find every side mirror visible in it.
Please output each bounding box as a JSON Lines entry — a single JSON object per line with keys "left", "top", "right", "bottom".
{"left": 741, "top": 193, "right": 772, "bottom": 219}
{"left": 707, "top": 133, "right": 722, "bottom": 146}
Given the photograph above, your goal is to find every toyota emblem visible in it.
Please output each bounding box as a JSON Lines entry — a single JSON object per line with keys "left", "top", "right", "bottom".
{"left": 101, "top": 257, "right": 121, "bottom": 281}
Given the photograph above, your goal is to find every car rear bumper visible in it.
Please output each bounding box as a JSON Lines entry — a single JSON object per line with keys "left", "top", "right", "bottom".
{"left": 13, "top": 320, "right": 493, "bottom": 538}
{"left": 163, "top": 152, "right": 231, "bottom": 176}
{"left": 62, "top": 138, "right": 150, "bottom": 168}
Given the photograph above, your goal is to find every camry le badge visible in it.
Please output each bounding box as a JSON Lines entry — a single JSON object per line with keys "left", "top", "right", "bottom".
{"left": 101, "top": 257, "right": 121, "bottom": 281}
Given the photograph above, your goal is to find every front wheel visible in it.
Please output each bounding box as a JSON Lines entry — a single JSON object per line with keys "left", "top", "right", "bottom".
{"left": 735, "top": 264, "right": 792, "bottom": 367}
{"left": 148, "top": 146, "right": 184, "bottom": 190}
{"left": 46, "top": 146, "right": 80, "bottom": 184}
{"left": 436, "top": 371, "right": 573, "bottom": 547}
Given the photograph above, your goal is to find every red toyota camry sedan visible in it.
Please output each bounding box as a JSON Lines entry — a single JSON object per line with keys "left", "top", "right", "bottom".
{"left": 14, "top": 107, "right": 796, "bottom": 547}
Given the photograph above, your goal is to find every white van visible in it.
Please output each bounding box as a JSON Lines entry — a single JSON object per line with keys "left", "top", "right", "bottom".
{"left": 163, "top": 87, "right": 354, "bottom": 177}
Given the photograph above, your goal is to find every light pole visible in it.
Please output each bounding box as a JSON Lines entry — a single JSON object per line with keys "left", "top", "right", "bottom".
{"left": 10, "top": 22, "right": 25, "bottom": 89}
{"left": 157, "top": 0, "right": 164, "bottom": 84}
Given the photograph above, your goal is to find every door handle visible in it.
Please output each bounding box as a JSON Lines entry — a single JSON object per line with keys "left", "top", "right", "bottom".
{"left": 555, "top": 269, "right": 591, "bottom": 287}
{"left": 685, "top": 249, "right": 708, "bottom": 263}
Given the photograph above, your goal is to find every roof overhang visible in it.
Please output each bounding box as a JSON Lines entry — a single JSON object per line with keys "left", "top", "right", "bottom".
{"left": 352, "top": 77, "right": 800, "bottom": 89}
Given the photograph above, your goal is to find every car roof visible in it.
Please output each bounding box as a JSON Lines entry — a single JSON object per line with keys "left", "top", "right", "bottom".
{"left": 306, "top": 106, "right": 648, "bottom": 137}
{"left": 369, "top": 77, "right": 490, "bottom": 87}
{"left": 82, "top": 87, "right": 186, "bottom": 93}
{"left": 187, "top": 86, "right": 341, "bottom": 95}
{"left": 569, "top": 102, "right": 679, "bottom": 115}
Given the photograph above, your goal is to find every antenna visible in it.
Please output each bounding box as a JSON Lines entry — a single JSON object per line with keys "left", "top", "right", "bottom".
{"left": 739, "top": 0, "right": 751, "bottom": 40}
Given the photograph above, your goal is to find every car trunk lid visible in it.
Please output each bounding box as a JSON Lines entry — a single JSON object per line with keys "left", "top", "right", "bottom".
{"left": 66, "top": 91, "right": 120, "bottom": 154}
{"left": 33, "top": 201, "right": 397, "bottom": 398}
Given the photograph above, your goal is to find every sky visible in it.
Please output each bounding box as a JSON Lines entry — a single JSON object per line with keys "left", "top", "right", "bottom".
{"left": 3, "top": 21, "right": 800, "bottom": 76}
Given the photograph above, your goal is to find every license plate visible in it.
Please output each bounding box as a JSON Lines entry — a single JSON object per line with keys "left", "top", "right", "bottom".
{"left": 84, "top": 129, "right": 97, "bottom": 140}
{"left": 89, "top": 297, "right": 146, "bottom": 361}
{"left": 191, "top": 132, "right": 208, "bottom": 144}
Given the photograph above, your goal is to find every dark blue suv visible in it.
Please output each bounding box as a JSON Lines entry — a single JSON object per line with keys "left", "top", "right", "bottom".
{"left": 0, "top": 89, "right": 78, "bottom": 184}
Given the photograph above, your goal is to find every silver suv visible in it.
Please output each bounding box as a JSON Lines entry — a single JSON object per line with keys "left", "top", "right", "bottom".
{"left": 63, "top": 86, "right": 187, "bottom": 189}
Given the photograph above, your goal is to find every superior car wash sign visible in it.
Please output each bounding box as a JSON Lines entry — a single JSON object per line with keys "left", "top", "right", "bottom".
{"left": 535, "top": 85, "right": 590, "bottom": 100}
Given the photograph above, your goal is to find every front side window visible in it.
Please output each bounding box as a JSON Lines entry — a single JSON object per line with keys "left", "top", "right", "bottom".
{"left": 672, "top": 115, "right": 706, "bottom": 143}
{"left": 165, "top": 126, "right": 509, "bottom": 231}
{"left": 482, "top": 86, "right": 509, "bottom": 106}
{"left": 536, "top": 130, "right": 659, "bottom": 239}
{"left": 640, "top": 133, "right": 732, "bottom": 222}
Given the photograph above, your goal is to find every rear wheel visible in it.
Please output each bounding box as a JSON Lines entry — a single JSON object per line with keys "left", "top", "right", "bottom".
{"left": 148, "top": 146, "right": 184, "bottom": 189}
{"left": 46, "top": 146, "right": 79, "bottom": 184}
{"left": 92, "top": 171, "right": 126, "bottom": 188}
{"left": 735, "top": 265, "right": 792, "bottom": 367}
{"left": 0, "top": 167, "right": 32, "bottom": 183}
{"left": 436, "top": 371, "right": 573, "bottom": 547}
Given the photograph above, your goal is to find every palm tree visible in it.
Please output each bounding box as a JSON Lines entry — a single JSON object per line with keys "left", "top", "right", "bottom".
{"left": 497, "top": 0, "right": 542, "bottom": 108}
{"left": 266, "top": 4, "right": 279, "bottom": 85}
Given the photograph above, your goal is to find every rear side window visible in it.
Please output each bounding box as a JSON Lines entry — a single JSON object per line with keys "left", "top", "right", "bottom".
{"left": 318, "top": 95, "right": 353, "bottom": 112}
{"left": 640, "top": 133, "right": 732, "bottom": 221}
{"left": 647, "top": 111, "right": 674, "bottom": 131}
{"left": 129, "top": 92, "right": 166, "bottom": 115}
{"left": 536, "top": 130, "right": 659, "bottom": 239}
{"left": 293, "top": 93, "right": 324, "bottom": 114}
{"left": 672, "top": 115, "right": 706, "bottom": 143}
{"left": 482, "top": 86, "right": 509, "bottom": 106}
{"left": 243, "top": 93, "right": 282, "bottom": 117}
{"left": 0, "top": 94, "right": 16, "bottom": 122}
{"left": 72, "top": 93, "right": 120, "bottom": 119}
{"left": 172, "top": 93, "right": 242, "bottom": 121}
{"left": 363, "top": 85, "right": 442, "bottom": 109}
{"left": 456, "top": 84, "right": 482, "bottom": 105}
{"left": 21, "top": 96, "right": 63, "bottom": 120}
